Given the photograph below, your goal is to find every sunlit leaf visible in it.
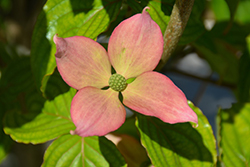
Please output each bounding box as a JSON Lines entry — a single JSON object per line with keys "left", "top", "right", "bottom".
{"left": 234, "top": 0, "right": 250, "bottom": 24}
{"left": 31, "top": 0, "right": 122, "bottom": 96}
{"left": 217, "top": 103, "right": 250, "bottom": 166}
{"left": 136, "top": 101, "right": 217, "bottom": 167}
{"left": 3, "top": 88, "right": 76, "bottom": 144}
{"left": 211, "top": 0, "right": 230, "bottom": 21}
{"left": 42, "top": 134, "right": 127, "bottom": 167}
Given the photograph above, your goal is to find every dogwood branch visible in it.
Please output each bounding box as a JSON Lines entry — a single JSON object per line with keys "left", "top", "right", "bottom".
{"left": 157, "top": 0, "right": 195, "bottom": 70}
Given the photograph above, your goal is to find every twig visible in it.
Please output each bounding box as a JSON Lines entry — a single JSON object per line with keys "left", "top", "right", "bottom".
{"left": 156, "top": 0, "right": 195, "bottom": 70}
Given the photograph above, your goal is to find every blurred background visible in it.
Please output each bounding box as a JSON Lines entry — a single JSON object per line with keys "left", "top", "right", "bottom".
{"left": 0, "top": 0, "right": 246, "bottom": 166}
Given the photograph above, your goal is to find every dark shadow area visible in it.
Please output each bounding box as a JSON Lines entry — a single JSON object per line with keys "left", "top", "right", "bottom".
{"left": 70, "top": 0, "right": 94, "bottom": 15}
{"left": 128, "top": 0, "right": 174, "bottom": 16}
{"left": 136, "top": 114, "right": 214, "bottom": 164}
{"left": 30, "top": 9, "right": 52, "bottom": 95}
{"left": 237, "top": 42, "right": 250, "bottom": 103}
{"left": 44, "top": 68, "right": 70, "bottom": 101}
{"left": 99, "top": 136, "right": 127, "bottom": 167}
{"left": 160, "top": 0, "right": 175, "bottom": 16}
{"left": 3, "top": 87, "right": 46, "bottom": 129}
{"left": 0, "top": 142, "right": 45, "bottom": 167}
{"left": 1, "top": 85, "right": 46, "bottom": 167}
{"left": 0, "top": 102, "right": 13, "bottom": 164}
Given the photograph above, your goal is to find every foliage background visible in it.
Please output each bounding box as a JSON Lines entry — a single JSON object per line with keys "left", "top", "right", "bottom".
{"left": 0, "top": 0, "right": 250, "bottom": 166}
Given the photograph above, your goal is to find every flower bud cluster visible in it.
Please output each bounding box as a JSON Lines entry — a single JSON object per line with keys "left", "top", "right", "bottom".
{"left": 109, "top": 74, "right": 127, "bottom": 92}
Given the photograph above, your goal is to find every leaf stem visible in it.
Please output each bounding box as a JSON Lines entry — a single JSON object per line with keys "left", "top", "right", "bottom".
{"left": 156, "top": 0, "right": 195, "bottom": 70}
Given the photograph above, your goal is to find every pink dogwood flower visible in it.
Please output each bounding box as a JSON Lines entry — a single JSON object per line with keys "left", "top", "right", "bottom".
{"left": 53, "top": 7, "right": 198, "bottom": 137}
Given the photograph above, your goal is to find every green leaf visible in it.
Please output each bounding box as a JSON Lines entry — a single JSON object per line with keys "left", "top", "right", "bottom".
{"left": 0, "top": 103, "right": 12, "bottom": 163}
{"left": 136, "top": 101, "right": 217, "bottom": 167}
{"left": 193, "top": 22, "right": 249, "bottom": 86}
{"left": 42, "top": 134, "right": 127, "bottom": 167}
{"left": 44, "top": 69, "right": 70, "bottom": 100}
{"left": 179, "top": 16, "right": 205, "bottom": 45}
{"left": 3, "top": 88, "right": 76, "bottom": 144}
{"left": 0, "top": 125, "right": 12, "bottom": 163}
{"left": 31, "top": 0, "right": 122, "bottom": 95}
{"left": 211, "top": 0, "right": 230, "bottom": 21}
{"left": 179, "top": 0, "right": 206, "bottom": 45}
{"left": 238, "top": 35, "right": 250, "bottom": 102}
{"left": 209, "top": 22, "right": 250, "bottom": 48}
{"left": 0, "top": 56, "right": 36, "bottom": 162}
{"left": 0, "top": 42, "right": 17, "bottom": 67}
{"left": 193, "top": 28, "right": 239, "bottom": 85}
{"left": 234, "top": 0, "right": 250, "bottom": 24}
{"left": 217, "top": 103, "right": 250, "bottom": 166}
{"left": 0, "top": 57, "right": 34, "bottom": 103}
{"left": 225, "top": 0, "right": 240, "bottom": 21}
{"left": 114, "top": 117, "right": 140, "bottom": 140}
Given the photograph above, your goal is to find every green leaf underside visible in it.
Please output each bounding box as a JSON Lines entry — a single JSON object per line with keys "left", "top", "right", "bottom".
{"left": 31, "top": 0, "right": 122, "bottom": 95}
{"left": 218, "top": 103, "right": 250, "bottom": 166}
{"left": 4, "top": 88, "right": 76, "bottom": 144}
{"left": 42, "top": 135, "right": 127, "bottom": 167}
{"left": 136, "top": 101, "right": 217, "bottom": 167}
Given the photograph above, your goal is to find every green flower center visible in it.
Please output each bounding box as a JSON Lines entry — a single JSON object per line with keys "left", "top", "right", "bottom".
{"left": 108, "top": 74, "right": 127, "bottom": 92}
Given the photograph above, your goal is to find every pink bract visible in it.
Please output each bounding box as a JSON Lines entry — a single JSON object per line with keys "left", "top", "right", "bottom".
{"left": 53, "top": 7, "right": 198, "bottom": 137}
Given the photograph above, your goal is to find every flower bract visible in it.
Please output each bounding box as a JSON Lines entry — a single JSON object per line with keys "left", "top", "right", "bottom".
{"left": 53, "top": 7, "right": 198, "bottom": 137}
